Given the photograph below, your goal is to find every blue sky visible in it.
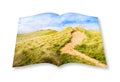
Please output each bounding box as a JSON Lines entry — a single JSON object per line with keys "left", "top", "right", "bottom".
{"left": 18, "top": 13, "right": 100, "bottom": 34}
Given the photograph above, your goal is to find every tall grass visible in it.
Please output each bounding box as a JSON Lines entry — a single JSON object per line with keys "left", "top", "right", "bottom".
{"left": 13, "top": 26, "right": 73, "bottom": 67}
{"left": 59, "top": 53, "right": 95, "bottom": 66}
{"left": 17, "top": 29, "right": 57, "bottom": 42}
{"left": 13, "top": 26, "right": 106, "bottom": 67}
{"left": 74, "top": 26, "right": 107, "bottom": 64}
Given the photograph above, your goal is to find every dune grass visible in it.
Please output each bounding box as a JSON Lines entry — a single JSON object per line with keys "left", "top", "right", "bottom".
{"left": 74, "top": 27, "right": 107, "bottom": 64}
{"left": 59, "top": 53, "right": 95, "bottom": 66}
{"left": 17, "top": 29, "right": 57, "bottom": 42}
{"left": 13, "top": 26, "right": 106, "bottom": 67}
{"left": 13, "top": 26, "right": 73, "bottom": 67}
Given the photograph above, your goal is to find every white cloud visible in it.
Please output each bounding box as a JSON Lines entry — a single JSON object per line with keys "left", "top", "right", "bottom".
{"left": 18, "top": 13, "right": 99, "bottom": 34}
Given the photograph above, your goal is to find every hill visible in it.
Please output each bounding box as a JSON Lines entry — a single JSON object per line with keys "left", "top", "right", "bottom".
{"left": 74, "top": 27, "right": 106, "bottom": 64}
{"left": 13, "top": 26, "right": 107, "bottom": 67}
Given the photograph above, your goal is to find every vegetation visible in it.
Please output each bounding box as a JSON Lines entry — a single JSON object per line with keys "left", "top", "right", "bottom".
{"left": 74, "top": 26, "right": 107, "bottom": 64}
{"left": 13, "top": 26, "right": 73, "bottom": 66}
{"left": 13, "top": 26, "right": 106, "bottom": 67}
{"left": 17, "top": 29, "right": 57, "bottom": 42}
{"left": 59, "top": 53, "right": 95, "bottom": 66}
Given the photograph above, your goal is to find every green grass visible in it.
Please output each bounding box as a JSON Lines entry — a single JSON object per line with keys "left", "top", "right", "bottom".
{"left": 59, "top": 53, "right": 95, "bottom": 66}
{"left": 13, "top": 26, "right": 106, "bottom": 67}
{"left": 74, "top": 26, "right": 107, "bottom": 64}
{"left": 13, "top": 26, "right": 73, "bottom": 67}
{"left": 17, "top": 29, "right": 57, "bottom": 42}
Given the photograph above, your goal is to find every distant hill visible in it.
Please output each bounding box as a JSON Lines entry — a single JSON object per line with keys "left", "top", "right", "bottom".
{"left": 13, "top": 26, "right": 107, "bottom": 67}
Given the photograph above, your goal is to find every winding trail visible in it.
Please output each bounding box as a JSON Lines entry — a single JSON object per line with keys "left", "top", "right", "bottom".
{"left": 60, "top": 31, "right": 107, "bottom": 67}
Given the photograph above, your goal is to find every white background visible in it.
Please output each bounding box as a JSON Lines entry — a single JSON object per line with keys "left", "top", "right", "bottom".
{"left": 0, "top": 0, "right": 120, "bottom": 82}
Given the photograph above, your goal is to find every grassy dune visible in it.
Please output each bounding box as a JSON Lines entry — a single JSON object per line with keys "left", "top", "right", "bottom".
{"left": 74, "top": 27, "right": 107, "bottom": 64}
{"left": 17, "top": 29, "right": 57, "bottom": 42}
{"left": 13, "top": 26, "right": 106, "bottom": 67}
{"left": 13, "top": 27, "right": 73, "bottom": 66}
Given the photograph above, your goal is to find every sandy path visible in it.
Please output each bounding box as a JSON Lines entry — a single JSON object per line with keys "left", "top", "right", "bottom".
{"left": 60, "top": 31, "right": 107, "bottom": 67}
